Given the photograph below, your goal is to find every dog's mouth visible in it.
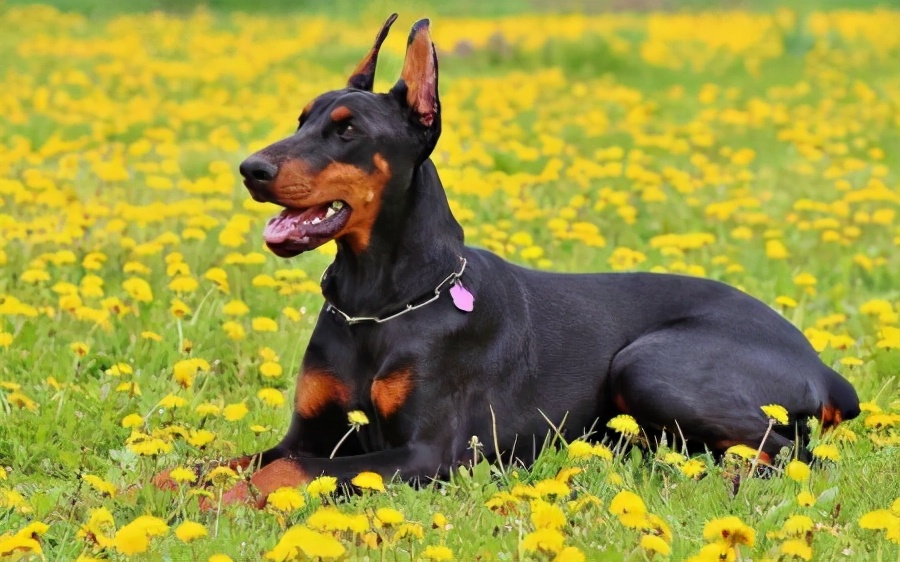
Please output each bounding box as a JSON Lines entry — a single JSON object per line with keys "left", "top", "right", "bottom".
{"left": 263, "top": 201, "right": 351, "bottom": 257}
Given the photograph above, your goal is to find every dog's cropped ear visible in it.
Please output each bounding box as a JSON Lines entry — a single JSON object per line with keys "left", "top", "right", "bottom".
{"left": 347, "top": 13, "right": 399, "bottom": 91}
{"left": 391, "top": 19, "right": 440, "bottom": 131}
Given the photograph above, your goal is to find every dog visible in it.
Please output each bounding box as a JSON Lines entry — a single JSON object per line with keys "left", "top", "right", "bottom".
{"left": 164, "top": 15, "right": 860, "bottom": 507}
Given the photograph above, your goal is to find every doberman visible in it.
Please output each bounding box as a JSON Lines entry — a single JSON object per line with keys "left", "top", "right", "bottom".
{"left": 164, "top": 15, "right": 860, "bottom": 506}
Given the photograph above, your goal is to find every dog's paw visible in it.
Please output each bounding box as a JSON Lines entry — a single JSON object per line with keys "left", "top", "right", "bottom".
{"left": 198, "top": 480, "right": 267, "bottom": 511}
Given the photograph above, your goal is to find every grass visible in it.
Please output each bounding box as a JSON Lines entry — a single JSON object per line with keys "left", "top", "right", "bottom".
{"left": 1, "top": 2, "right": 899, "bottom": 561}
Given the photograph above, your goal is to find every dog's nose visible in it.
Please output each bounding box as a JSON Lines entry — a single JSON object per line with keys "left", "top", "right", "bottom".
{"left": 239, "top": 156, "right": 278, "bottom": 192}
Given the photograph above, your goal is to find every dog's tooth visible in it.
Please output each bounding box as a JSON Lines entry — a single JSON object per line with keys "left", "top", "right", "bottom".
{"left": 311, "top": 217, "right": 322, "bottom": 225}
{"left": 325, "top": 207, "right": 336, "bottom": 219}
{"left": 331, "top": 201, "right": 344, "bottom": 210}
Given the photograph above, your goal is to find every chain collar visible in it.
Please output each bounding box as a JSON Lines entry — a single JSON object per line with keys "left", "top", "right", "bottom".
{"left": 321, "top": 257, "right": 467, "bottom": 325}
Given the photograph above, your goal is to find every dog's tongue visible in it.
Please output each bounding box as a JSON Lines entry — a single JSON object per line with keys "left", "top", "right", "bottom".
{"left": 263, "top": 206, "right": 326, "bottom": 244}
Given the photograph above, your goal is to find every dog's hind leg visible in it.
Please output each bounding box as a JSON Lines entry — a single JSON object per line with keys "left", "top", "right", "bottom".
{"left": 607, "top": 326, "right": 835, "bottom": 462}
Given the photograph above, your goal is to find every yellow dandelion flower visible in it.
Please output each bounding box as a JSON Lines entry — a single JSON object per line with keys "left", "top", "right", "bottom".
{"left": 113, "top": 515, "right": 168, "bottom": 555}
{"left": 375, "top": 507, "right": 404, "bottom": 526}
{"left": 306, "top": 476, "right": 338, "bottom": 497}
{"left": 432, "top": 513, "right": 449, "bottom": 529}
{"left": 782, "top": 515, "right": 814, "bottom": 535}
{"left": 567, "top": 440, "right": 594, "bottom": 459}
{"left": 105, "top": 363, "right": 133, "bottom": 377}
{"left": 265, "top": 525, "right": 345, "bottom": 561}
{"left": 691, "top": 541, "right": 735, "bottom": 562}
{"left": 1, "top": 488, "right": 31, "bottom": 514}
{"left": 168, "top": 467, "right": 198, "bottom": 484}
{"left": 259, "top": 361, "right": 283, "bottom": 378}
{"left": 797, "top": 491, "right": 816, "bottom": 507}
{"left": 859, "top": 509, "right": 898, "bottom": 530}
{"left": 347, "top": 410, "right": 369, "bottom": 426}
{"left": 351, "top": 471, "right": 385, "bottom": 492}
{"left": 725, "top": 444, "right": 759, "bottom": 460}
{"left": 223, "top": 402, "right": 249, "bottom": 422}
{"left": 223, "top": 300, "right": 250, "bottom": 316}
{"left": 555, "top": 467, "right": 582, "bottom": 483}
{"left": 252, "top": 317, "right": 278, "bottom": 332}
{"left": 223, "top": 321, "right": 246, "bottom": 340}
{"left": 703, "top": 516, "right": 755, "bottom": 547}
{"left": 640, "top": 534, "right": 671, "bottom": 556}
{"left": 534, "top": 478, "right": 570, "bottom": 500}
{"left": 522, "top": 528, "right": 565, "bottom": 554}
{"left": 267, "top": 487, "right": 306, "bottom": 513}
{"left": 206, "top": 467, "right": 238, "bottom": 486}
{"left": 186, "top": 429, "right": 216, "bottom": 448}
{"left": 141, "top": 331, "right": 162, "bottom": 341}
{"left": 761, "top": 404, "right": 789, "bottom": 424}
{"left": 609, "top": 490, "right": 647, "bottom": 523}
{"left": 208, "top": 555, "right": 234, "bottom": 562}
{"left": 876, "top": 326, "right": 900, "bottom": 349}
{"left": 174, "top": 521, "right": 207, "bottom": 543}
{"left": 551, "top": 546, "right": 585, "bottom": 562}
{"left": 123, "top": 278, "right": 153, "bottom": 303}
{"left": 82, "top": 474, "right": 116, "bottom": 497}
{"left": 170, "top": 299, "right": 192, "bottom": 318}
{"left": 7, "top": 392, "right": 39, "bottom": 411}
{"left": 0, "top": 534, "right": 42, "bottom": 557}
{"left": 116, "top": 382, "right": 142, "bottom": 396}
{"left": 70, "top": 342, "right": 90, "bottom": 356}
{"left": 530, "top": 499, "right": 566, "bottom": 530}
{"left": 422, "top": 545, "right": 455, "bottom": 561}
{"left": 766, "top": 239, "right": 790, "bottom": 260}
{"left": 780, "top": 538, "right": 813, "bottom": 560}
{"left": 195, "top": 403, "right": 221, "bottom": 417}
{"left": 158, "top": 394, "right": 188, "bottom": 409}
{"left": 259, "top": 347, "right": 280, "bottom": 362}
{"left": 785, "top": 460, "right": 811, "bottom": 482}
{"left": 811, "top": 444, "right": 840, "bottom": 461}
{"left": 607, "top": 414, "right": 640, "bottom": 436}
{"left": 485, "top": 491, "right": 520, "bottom": 514}
{"left": 591, "top": 443, "right": 614, "bottom": 460}
{"left": 257, "top": 388, "right": 285, "bottom": 408}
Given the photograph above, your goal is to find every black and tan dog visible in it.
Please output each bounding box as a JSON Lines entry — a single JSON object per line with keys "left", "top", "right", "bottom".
{"left": 165, "top": 15, "right": 860, "bottom": 506}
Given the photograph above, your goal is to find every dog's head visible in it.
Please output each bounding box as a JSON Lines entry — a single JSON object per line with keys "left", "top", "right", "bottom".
{"left": 240, "top": 15, "right": 441, "bottom": 258}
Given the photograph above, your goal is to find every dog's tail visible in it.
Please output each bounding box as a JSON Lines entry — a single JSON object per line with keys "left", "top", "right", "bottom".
{"left": 818, "top": 368, "right": 861, "bottom": 430}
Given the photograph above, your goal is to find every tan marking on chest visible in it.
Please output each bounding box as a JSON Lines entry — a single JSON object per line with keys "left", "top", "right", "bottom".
{"left": 371, "top": 369, "right": 415, "bottom": 418}
{"left": 295, "top": 370, "right": 350, "bottom": 418}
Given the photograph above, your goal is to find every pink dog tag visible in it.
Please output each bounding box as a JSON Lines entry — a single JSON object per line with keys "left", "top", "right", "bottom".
{"left": 450, "top": 282, "right": 474, "bottom": 312}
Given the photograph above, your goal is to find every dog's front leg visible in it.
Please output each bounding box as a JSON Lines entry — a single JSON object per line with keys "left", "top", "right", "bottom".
{"left": 218, "top": 442, "right": 447, "bottom": 508}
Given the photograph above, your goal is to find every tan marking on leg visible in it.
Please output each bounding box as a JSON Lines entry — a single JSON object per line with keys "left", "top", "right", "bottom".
{"left": 819, "top": 403, "right": 843, "bottom": 430}
{"left": 295, "top": 370, "right": 350, "bottom": 418}
{"left": 371, "top": 369, "right": 415, "bottom": 418}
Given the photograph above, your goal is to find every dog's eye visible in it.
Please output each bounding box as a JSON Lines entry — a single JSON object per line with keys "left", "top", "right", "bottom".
{"left": 335, "top": 121, "right": 355, "bottom": 138}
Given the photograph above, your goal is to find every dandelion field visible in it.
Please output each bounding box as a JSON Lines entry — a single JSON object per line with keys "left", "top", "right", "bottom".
{"left": 1, "top": 2, "right": 900, "bottom": 560}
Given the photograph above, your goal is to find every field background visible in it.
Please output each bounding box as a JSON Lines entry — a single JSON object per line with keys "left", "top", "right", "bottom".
{"left": 1, "top": 0, "right": 899, "bottom": 560}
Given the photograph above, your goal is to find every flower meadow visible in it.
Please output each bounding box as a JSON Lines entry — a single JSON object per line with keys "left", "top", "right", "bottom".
{"left": 1, "top": 3, "right": 899, "bottom": 560}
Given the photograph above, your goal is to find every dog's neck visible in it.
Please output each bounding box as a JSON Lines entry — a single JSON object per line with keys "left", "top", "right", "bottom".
{"left": 322, "top": 159, "right": 465, "bottom": 318}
